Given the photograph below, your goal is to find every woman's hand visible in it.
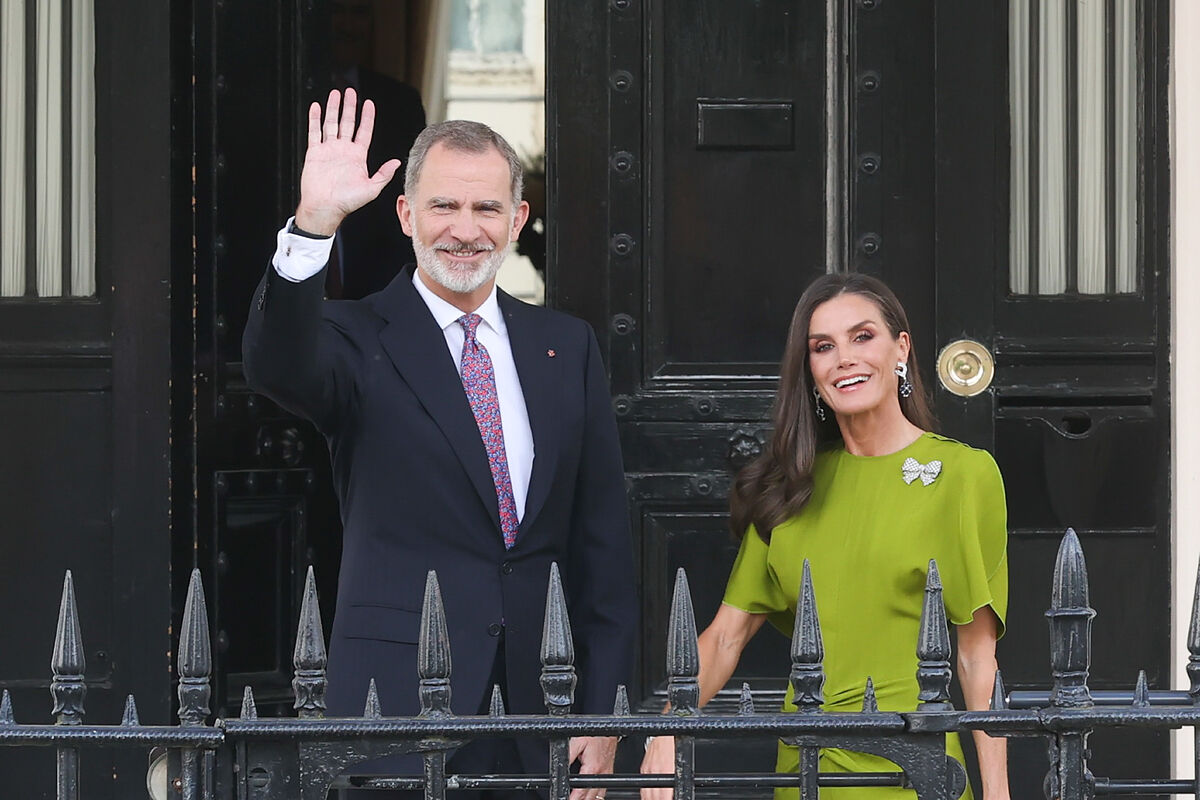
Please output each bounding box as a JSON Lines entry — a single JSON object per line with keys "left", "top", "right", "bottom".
{"left": 636, "top": 604, "right": 766, "bottom": 800}
{"left": 639, "top": 735, "right": 676, "bottom": 800}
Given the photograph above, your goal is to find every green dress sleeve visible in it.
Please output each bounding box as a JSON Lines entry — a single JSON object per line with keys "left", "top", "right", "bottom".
{"left": 722, "top": 524, "right": 793, "bottom": 633}
{"left": 941, "top": 449, "right": 1009, "bottom": 638}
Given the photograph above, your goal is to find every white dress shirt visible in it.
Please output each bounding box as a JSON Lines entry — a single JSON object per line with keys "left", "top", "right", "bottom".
{"left": 271, "top": 219, "right": 535, "bottom": 521}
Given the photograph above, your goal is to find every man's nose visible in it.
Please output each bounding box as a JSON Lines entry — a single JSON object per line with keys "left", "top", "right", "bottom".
{"left": 448, "top": 210, "right": 482, "bottom": 241}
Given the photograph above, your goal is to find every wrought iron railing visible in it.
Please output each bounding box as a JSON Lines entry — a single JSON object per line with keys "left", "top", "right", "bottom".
{"left": 1, "top": 529, "right": 1198, "bottom": 799}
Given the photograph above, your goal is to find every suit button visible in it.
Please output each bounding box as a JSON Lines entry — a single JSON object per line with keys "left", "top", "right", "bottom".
{"left": 487, "top": 623, "right": 503, "bottom": 637}
{"left": 501, "top": 561, "right": 513, "bottom": 575}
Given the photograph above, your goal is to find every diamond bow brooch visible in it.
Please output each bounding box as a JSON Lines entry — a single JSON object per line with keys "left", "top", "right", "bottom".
{"left": 901, "top": 458, "right": 942, "bottom": 486}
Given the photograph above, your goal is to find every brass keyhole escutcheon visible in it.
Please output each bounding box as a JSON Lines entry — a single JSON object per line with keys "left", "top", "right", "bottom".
{"left": 936, "top": 339, "right": 994, "bottom": 397}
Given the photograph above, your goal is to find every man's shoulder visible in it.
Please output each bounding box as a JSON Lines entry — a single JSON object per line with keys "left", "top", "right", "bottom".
{"left": 500, "top": 293, "right": 596, "bottom": 341}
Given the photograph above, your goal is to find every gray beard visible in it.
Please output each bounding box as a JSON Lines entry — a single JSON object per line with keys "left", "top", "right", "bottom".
{"left": 412, "top": 235, "right": 507, "bottom": 294}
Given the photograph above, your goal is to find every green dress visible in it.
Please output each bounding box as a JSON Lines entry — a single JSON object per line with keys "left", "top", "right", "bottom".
{"left": 723, "top": 432, "right": 1008, "bottom": 800}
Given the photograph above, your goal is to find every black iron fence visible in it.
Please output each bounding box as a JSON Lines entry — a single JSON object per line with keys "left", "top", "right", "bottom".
{"left": 2, "top": 529, "right": 1199, "bottom": 799}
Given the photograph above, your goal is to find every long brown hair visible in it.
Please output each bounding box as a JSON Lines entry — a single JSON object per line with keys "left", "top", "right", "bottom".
{"left": 729, "top": 273, "right": 937, "bottom": 541}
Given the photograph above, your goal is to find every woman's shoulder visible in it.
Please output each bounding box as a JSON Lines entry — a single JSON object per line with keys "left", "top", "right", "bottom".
{"left": 918, "top": 433, "right": 1002, "bottom": 481}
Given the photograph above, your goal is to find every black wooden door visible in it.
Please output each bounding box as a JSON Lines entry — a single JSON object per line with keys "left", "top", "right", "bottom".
{"left": 0, "top": 1, "right": 175, "bottom": 796}
{"left": 550, "top": 0, "right": 1171, "bottom": 794}
{"left": 187, "top": 0, "right": 343, "bottom": 719}
{"left": 552, "top": 0, "right": 849, "bottom": 783}
{"left": 931, "top": 2, "right": 1172, "bottom": 796}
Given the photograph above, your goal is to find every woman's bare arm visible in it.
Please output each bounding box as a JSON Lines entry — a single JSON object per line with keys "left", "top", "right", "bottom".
{"left": 639, "top": 603, "right": 767, "bottom": 800}
{"left": 957, "top": 606, "right": 1009, "bottom": 800}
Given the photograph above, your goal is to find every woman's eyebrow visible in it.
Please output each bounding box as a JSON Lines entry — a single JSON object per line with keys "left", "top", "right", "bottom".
{"left": 808, "top": 320, "right": 875, "bottom": 340}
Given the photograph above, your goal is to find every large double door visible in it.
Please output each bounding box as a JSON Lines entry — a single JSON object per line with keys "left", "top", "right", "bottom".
{"left": 551, "top": 0, "right": 1171, "bottom": 795}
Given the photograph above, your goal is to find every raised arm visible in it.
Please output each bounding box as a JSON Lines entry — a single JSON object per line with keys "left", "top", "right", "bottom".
{"left": 639, "top": 603, "right": 767, "bottom": 800}
{"left": 242, "top": 89, "right": 402, "bottom": 427}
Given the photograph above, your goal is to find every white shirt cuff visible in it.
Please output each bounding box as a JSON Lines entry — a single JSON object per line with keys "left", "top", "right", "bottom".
{"left": 272, "top": 217, "right": 335, "bottom": 283}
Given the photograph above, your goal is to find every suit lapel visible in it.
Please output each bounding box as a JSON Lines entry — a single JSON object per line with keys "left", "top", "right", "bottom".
{"left": 375, "top": 271, "right": 501, "bottom": 529}
{"left": 501, "top": 292, "right": 560, "bottom": 536}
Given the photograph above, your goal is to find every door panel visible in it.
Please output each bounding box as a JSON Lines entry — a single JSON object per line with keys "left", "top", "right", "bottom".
{"left": 0, "top": 1, "right": 174, "bottom": 796}
{"left": 933, "top": 0, "right": 1171, "bottom": 795}
{"left": 190, "top": 0, "right": 342, "bottom": 718}
{"left": 647, "top": 0, "right": 826, "bottom": 379}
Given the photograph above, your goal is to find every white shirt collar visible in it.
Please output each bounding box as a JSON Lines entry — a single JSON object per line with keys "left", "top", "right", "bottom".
{"left": 412, "top": 269, "right": 505, "bottom": 336}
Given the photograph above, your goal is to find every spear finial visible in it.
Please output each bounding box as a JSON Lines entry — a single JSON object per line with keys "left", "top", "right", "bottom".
{"left": 789, "top": 560, "right": 825, "bottom": 712}
{"left": 990, "top": 670, "right": 1008, "bottom": 711}
{"left": 292, "top": 566, "right": 327, "bottom": 719}
{"left": 862, "top": 677, "right": 878, "bottom": 713}
{"left": 1132, "top": 671, "right": 1150, "bottom": 708}
{"left": 666, "top": 568, "right": 701, "bottom": 715}
{"left": 51, "top": 571, "right": 87, "bottom": 725}
{"left": 489, "top": 684, "right": 506, "bottom": 717}
{"left": 614, "top": 685, "right": 631, "bottom": 717}
{"left": 240, "top": 686, "right": 258, "bottom": 720}
{"left": 177, "top": 569, "right": 212, "bottom": 726}
{"left": 916, "top": 560, "right": 953, "bottom": 709}
{"left": 121, "top": 695, "right": 140, "bottom": 726}
{"left": 540, "top": 563, "right": 577, "bottom": 715}
{"left": 364, "top": 679, "right": 382, "bottom": 719}
{"left": 418, "top": 571, "right": 453, "bottom": 716}
{"left": 738, "top": 683, "right": 756, "bottom": 716}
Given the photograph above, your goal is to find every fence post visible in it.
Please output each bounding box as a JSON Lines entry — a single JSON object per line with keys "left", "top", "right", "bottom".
{"left": 789, "top": 560, "right": 824, "bottom": 800}
{"left": 1046, "top": 529, "right": 1095, "bottom": 800}
{"left": 293, "top": 566, "right": 327, "bottom": 719}
{"left": 50, "top": 571, "right": 85, "bottom": 800}
{"left": 418, "top": 570, "right": 453, "bottom": 800}
{"left": 916, "top": 560, "right": 952, "bottom": 710}
{"left": 666, "top": 568, "right": 700, "bottom": 800}
{"left": 177, "top": 569, "right": 212, "bottom": 800}
{"left": 540, "top": 562, "right": 577, "bottom": 800}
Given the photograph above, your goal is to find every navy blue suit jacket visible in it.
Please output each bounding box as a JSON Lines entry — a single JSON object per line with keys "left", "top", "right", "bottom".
{"left": 243, "top": 264, "right": 636, "bottom": 771}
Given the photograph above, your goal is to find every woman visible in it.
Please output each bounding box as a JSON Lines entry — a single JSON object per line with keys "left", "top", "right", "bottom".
{"left": 639, "top": 274, "right": 1009, "bottom": 800}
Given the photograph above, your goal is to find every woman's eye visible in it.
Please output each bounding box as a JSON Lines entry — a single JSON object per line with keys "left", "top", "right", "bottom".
{"left": 812, "top": 342, "right": 832, "bottom": 353}
{"left": 855, "top": 331, "right": 873, "bottom": 342}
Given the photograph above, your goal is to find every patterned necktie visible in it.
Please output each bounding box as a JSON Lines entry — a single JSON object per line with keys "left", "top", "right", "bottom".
{"left": 457, "top": 314, "right": 519, "bottom": 549}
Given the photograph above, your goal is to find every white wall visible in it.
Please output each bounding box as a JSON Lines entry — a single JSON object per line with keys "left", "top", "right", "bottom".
{"left": 1172, "top": 0, "right": 1200, "bottom": 781}
{"left": 442, "top": 1, "right": 546, "bottom": 304}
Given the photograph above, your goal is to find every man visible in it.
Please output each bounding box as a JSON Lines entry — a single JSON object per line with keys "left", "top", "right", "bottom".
{"left": 243, "top": 90, "right": 636, "bottom": 800}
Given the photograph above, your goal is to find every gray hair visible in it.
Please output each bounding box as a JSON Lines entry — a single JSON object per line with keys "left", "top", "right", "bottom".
{"left": 404, "top": 120, "right": 524, "bottom": 209}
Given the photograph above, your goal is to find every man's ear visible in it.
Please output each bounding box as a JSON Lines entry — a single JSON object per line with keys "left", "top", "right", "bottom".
{"left": 508, "top": 200, "right": 531, "bottom": 242}
{"left": 397, "top": 195, "right": 414, "bottom": 237}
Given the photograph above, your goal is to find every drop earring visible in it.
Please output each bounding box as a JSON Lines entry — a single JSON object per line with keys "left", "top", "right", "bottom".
{"left": 812, "top": 385, "right": 826, "bottom": 422}
{"left": 895, "top": 362, "right": 914, "bottom": 398}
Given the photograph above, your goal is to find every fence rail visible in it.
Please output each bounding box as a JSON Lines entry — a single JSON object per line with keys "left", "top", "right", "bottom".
{"left": 1, "top": 529, "right": 1198, "bottom": 799}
